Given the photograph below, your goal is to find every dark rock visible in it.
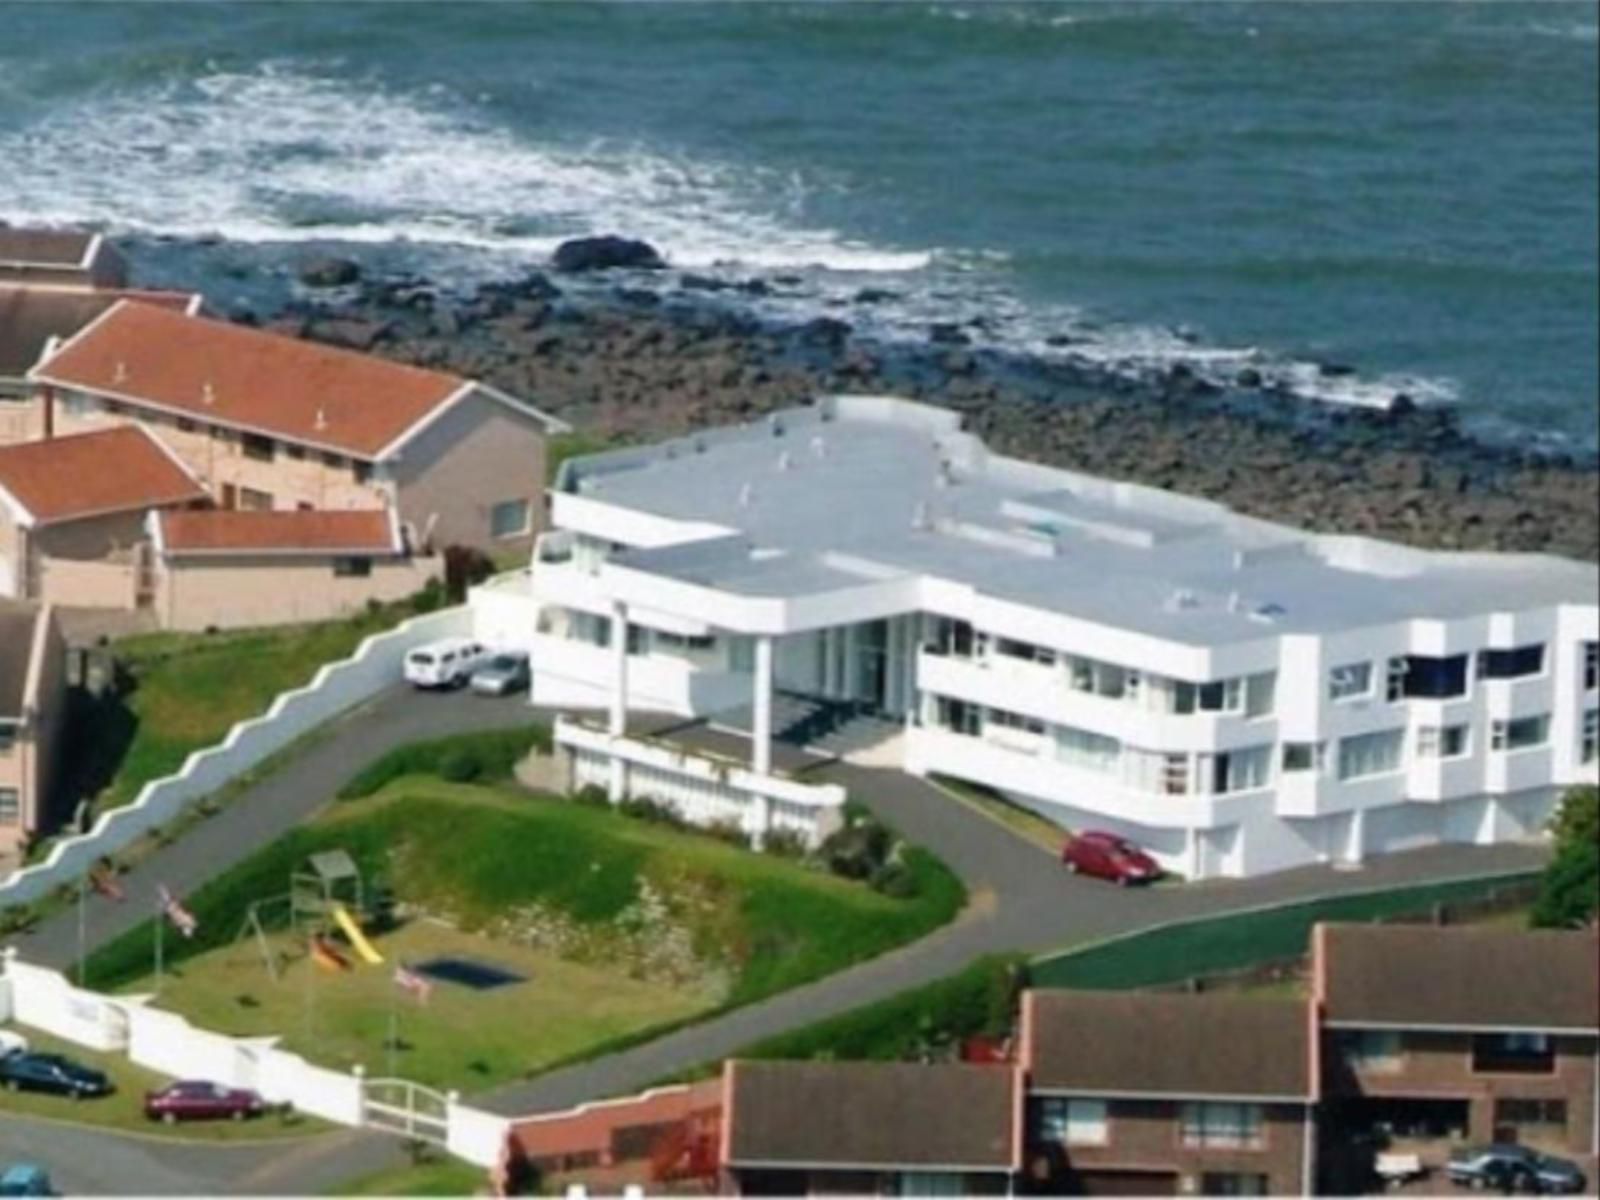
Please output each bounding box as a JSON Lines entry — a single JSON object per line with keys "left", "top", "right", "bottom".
{"left": 854, "top": 288, "right": 899, "bottom": 305}
{"left": 799, "top": 317, "right": 852, "bottom": 346}
{"left": 298, "top": 257, "right": 361, "bottom": 288}
{"left": 512, "top": 272, "right": 562, "bottom": 300}
{"left": 679, "top": 273, "right": 730, "bottom": 292}
{"left": 1235, "top": 367, "right": 1264, "bottom": 388}
{"left": 551, "top": 235, "right": 665, "bottom": 273}
{"left": 1317, "top": 361, "right": 1357, "bottom": 378}
{"left": 737, "top": 278, "right": 772, "bottom": 297}
{"left": 1390, "top": 392, "right": 1417, "bottom": 417}
{"left": 614, "top": 287, "right": 662, "bottom": 308}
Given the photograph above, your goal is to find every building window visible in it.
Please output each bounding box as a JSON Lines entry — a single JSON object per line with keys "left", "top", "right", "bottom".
{"left": 1385, "top": 656, "right": 1408, "bottom": 702}
{"left": 333, "top": 557, "right": 372, "bottom": 578}
{"left": 1582, "top": 708, "right": 1598, "bottom": 765}
{"left": 1162, "top": 753, "right": 1190, "bottom": 795}
{"left": 1244, "top": 672, "right": 1277, "bottom": 719}
{"left": 285, "top": 443, "right": 305, "bottom": 461}
{"left": 1341, "top": 1030, "right": 1403, "bottom": 1073}
{"left": 1389, "top": 654, "right": 1470, "bottom": 701}
{"left": 490, "top": 499, "right": 532, "bottom": 540}
{"left": 1056, "top": 726, "right": 1121, "bottom": 775}
{"left": 1473, "top": 1032, "right": 1555, "bottom": 1074}
{"left": 1201, "top": 1175, "right": 1270, "bottom": 1197}
{"left": 1585, "top": 641, "right": 1599, "bottom": 691}
{"left": 241, "top": 433, "right": 275, "bottom": 462}
{"left": 897, "top": 1174, "right": 965, "bottom": 1198}
{"left": 176, "top": 417, "right": 197, "bottom": 433}
{"left": 1477, "top": 644, "right": 1546, "bottom": 681}
{"left": 322, "top": 451, "right": 346, "bottom": 469}
{"left": 1036, "top": 1098, "right": 1109, "bottom": 1147}
{"left": 1282, "top": 742, "right": 1323, "bottom": 773}
{"left": 1180, "top": 1102, "right": 1264, "bottom": 1150}
{"left": 985, "top": 707, "right": 1046, "bottom": 738}
{"left": 0, "top": 787, "right": 18, "bottom": 825}
{"left": 1417, "top": 724, "right": 1470, "bottom": 759}
{"left": 237, "top": 487, "right": 274, "bottom": 512}
{"left": 0, "top": 725, "right": 15, "bottom": 755}
{"left": 1208, "top": 745, "right": 1273, "bottom": 794}
{"left": 1329, "top": 662, "right": 1373, "bottom": 702}
{"left": 1494, "top": 1098, "right": 1568, "bottom": 1141}
{"left": 934, "top": 696, "right": 981, "bottom": 737}
{"left": 1337, "top": 728, "right": 1405, "bottom": 781}
{"left": 1490, "top": 714, "right": 1550, "bottom": 753}
{"left": 994, "top": 637, "right": 1056, "bottom": 666}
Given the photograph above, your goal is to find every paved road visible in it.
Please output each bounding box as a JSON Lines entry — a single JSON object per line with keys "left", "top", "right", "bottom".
{"left": 476, "top": 758, "right": 1548, "bottom": 1115}
{"left": 23, "top": 687, "right": 532, "bottom": 970}
{"left": 0, "top": 1112, "right": 404, "bottom": 1196}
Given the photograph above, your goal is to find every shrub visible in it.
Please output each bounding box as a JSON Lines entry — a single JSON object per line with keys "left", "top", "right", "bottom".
{"left": 409, "top": 577, "right": 446, "bottom": 614}
{"left": 617, "top": 796, "right": 686, "bottom": 828}
{"left": 704, "top": 820, "right": 750, "bottom": 850}
{"left": 443, "top": 545, "right": 496, "bottom": 603}
{"left": 339, "top": 725, "right": 551, "bottom": 798}
{"left": 820, "top": 819, "right": 892, "bottom": 881}
{"left": 762, "top": 828, "right": 809, "bottom": 860}
{"left": 438, "top": 749, "right": 483, "bottom": 783}
{"left": 572, "top": 784, "right": 611, "bottom": 808}
{"left": 869, "top": 859, "right": 919, "bottom": 899}
{"left": 1533, "top": 786, "right": 1599, "bottom": 929}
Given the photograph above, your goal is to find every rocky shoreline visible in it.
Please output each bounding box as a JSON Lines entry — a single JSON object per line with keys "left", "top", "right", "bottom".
{"left": 255, "top": 254, "right": 1600, "bottom": 562}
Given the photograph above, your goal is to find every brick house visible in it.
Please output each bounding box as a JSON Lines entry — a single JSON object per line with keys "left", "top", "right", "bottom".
{"left": 28, "top": 300, "right": 566, "bottom": 555}
{"left": 0, "top": 425, "right": 210, "bottom": 606}
{"left": 0, "top": 599, "right": 66, "bottom": 872}
{"left": 146, "top": 508, "right": 438, "bottom": 631}
{"left": 1314, "top": 922, "right": 1599, "bottom": 1173}
{"left": 1019, "top": 990, "right": 1316, "bottom": 1196}
{"left": 719, "top": 1059, "right": 1023, "bottom": 1196}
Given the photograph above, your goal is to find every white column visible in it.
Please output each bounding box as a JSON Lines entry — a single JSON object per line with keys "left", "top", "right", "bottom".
{"left": 753, "top": 634, "right": 774, "bottom": 776}
{"left": 608, "top": 600, "right": 628, "bottom": 801}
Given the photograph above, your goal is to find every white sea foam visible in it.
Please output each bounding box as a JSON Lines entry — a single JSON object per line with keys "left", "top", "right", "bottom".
{"left": 0, "top": 64, "right": 931, "bottom": 274}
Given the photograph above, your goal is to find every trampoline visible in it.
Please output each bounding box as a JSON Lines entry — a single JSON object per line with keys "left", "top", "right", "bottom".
{"left": 413, "top": 956, "right": 527, "bottom": 991}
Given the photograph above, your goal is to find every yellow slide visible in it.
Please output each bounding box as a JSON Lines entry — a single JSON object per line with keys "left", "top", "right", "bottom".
{"left": 331, "top": 904, "right": 384, "bottom": 965}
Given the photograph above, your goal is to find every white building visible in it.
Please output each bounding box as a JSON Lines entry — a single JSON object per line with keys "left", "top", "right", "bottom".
{"left": 474, "top": 396, "right": 1600, "bottom": 877}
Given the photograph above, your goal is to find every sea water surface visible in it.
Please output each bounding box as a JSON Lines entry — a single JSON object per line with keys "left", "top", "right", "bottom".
{"left": 0, "top": 2, "right": 1595, "bottom": 445}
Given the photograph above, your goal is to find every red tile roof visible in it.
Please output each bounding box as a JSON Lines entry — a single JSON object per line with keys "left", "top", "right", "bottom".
{"left": 0, "top": 426, "right": 209, "bottom": 526}
{"left": 154, "top": 509, "right": 401, "bottom": 556}
{"left": 32, "top": 301, "right": 469, "bottom": 459}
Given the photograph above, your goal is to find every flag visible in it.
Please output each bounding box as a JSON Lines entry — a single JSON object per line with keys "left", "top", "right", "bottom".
{"left": 393, "top": 962, "right": 432, "bottom": 1005}
{"left": 157, "top": 884, "right": 198, "bottom": 939}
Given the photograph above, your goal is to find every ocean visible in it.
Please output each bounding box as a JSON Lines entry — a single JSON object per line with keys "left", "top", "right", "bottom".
{"left": 1, "top": 2, "right": 1595, "bottom": 447}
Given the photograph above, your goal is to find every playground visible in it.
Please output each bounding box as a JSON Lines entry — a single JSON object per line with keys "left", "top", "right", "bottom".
{"left": 117, "top": 847, "right": 715, "bottom": 1091}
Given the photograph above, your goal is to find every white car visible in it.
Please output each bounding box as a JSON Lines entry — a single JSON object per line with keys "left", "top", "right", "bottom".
{"left": 0, "top": 1030, "right": 29, "bottom": 1058}
{"left": 403, "top": 639, "right": 489, "bottom": 690}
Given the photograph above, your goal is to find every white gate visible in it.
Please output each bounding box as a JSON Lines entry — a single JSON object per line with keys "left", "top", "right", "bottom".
{"left": 363, "top": 1077, "right": 451, "bottom": 1144}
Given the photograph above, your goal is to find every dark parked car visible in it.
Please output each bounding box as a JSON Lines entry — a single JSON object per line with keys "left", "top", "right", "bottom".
{"left": 0, "top": 1165, "right": 53, "bottom": 1198}
{"left": 145, "top": 1080, "right": 268, "bottom": 1124}
{"left": 469, "top": 651, "right": 531, "bottom": 697}
{"left": 0, "top": 1051, "right": 111, "bottom": 1099}
{"left": 1061, "top": 831, "right": 1161, "bottom": 885}
{"left": 1448, "top": 1145, "right": 1587, "bottom": 1194}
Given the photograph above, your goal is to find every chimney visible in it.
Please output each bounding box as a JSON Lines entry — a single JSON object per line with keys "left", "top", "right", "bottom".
{"left": 113, "top": 360, "right": 128, "bottom": 385}
{"left": 201, "top": 380, "right": 215, "bottom": 406}
{"left": 315, "top": 407, "right": 328, "bottom": 432}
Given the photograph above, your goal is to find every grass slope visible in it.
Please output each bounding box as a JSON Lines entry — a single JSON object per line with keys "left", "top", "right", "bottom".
{"left": 82, "top": 781, "right": 964, "bottom": 1085}
{"left": 78, "top": 609, "right": 409, "bottom": 814}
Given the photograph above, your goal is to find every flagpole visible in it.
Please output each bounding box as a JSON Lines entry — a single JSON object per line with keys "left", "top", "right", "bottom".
{"left": 153, "top": 892, "right": 164, "bottom": 992}
{"left": 76, "top": 872, "right": 87, "bottom": 988}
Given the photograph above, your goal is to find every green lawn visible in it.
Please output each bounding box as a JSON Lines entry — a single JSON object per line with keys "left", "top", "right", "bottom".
{"left": 117, "top": 918, "right": 712, "bottom": 1091}
{"left": 0, "top": 1028, "right": 327, "bottom": 1142}
{"left": 929, "top": 775, "right": 1064, "bottom": 854}
{"left": 1029, "top": 872, "right": 1540, "bottom": 989}
{"left": 329, "top": 1155, "right": 486, "bottom": 1196}
{"left": 83, "top": 780, "right": 964, "bottom": 1089}
{"left": 72, "top": 607, "right": 415, "bottom": 815}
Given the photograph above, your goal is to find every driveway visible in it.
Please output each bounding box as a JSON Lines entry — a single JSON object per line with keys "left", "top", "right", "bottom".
{"left": 476, "top": 758, "right": 1548, "bottom": 1116}
{"left": 22, "top": 686, "right": 536, "bottom": 970}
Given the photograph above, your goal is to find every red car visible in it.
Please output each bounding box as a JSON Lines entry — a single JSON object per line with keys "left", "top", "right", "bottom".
{"left": 144, "top": 1080, "right": 267, "bottom": 1124}
{"left": 1061, "top": 831, "right": 1161, "bottom": 885}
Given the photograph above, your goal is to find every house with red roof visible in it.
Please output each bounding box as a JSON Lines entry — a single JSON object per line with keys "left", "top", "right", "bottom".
{"left": 29, "top": 300, "right": 567, "bottom": 555}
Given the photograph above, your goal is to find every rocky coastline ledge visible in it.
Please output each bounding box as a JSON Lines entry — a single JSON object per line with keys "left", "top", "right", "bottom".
{"left": 262, "top": 246, "right": 1599, "bottom": 562}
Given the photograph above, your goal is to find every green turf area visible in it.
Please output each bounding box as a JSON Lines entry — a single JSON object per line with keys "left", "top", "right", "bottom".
{"left": 70, "top": 606, "right": 415, "bottom": 815}
{"left": 0, "top": 1028, "right": 327, "bottom": 1141}
{"left": 929, "top": 775, "right": 1064, "bottom": 854}
{"left": 82, "top": 780, "right": 964, "bottom": 1088}
{"left": 327, "top": 1155, "right": 485, "bottom": 1196}
{"left": 1029, "top": 872, "right": 1539, "bottom": 989}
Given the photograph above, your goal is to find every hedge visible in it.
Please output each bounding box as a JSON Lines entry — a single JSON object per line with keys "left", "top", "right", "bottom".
{"left": 337, "top": 724, "right": 552, "bottom": 799}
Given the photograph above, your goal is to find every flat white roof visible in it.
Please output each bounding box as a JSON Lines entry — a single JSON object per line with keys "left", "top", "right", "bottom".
{"left": 560, "top": 396, "right": 1598, "bottom": 646}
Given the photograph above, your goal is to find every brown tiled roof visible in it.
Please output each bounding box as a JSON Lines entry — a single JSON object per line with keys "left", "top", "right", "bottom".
{"left": 0, "top": 287, "right": 199, "bottom": 377}
{"left": 155, "top": 509, "right": 399, "bottom": 556}
{"left": 31, "top": 301, "right": 469, "bottom": 459}
{"left": 0, "top": 425, "right": 209, "bottom": 526}
{"left": 724, "top": 1060, "right": 1019, "bottom": 1170}
{"left": 0, "top": 230, "right": 94, "bottom": 268}
{"left": 1317, "top": 923, "right": 1600, "bottom": 1032}
{"left": 0, "top": 600, "right": 40, "bottom": 717}
{"left": 1026, "top": 990, "right": 1314, "bottom": 1100}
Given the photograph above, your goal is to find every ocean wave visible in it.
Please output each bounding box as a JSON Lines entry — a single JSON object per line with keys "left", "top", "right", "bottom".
{"left": 1528, "top": 20, "right": 1599, "bottom": 43}
{"left": 0, "top": 63, "right": 932, "bottom": 274}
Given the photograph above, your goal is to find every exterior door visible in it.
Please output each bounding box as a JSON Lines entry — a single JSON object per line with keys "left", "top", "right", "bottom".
{"left": 220, "top": 483, "right": 238, "bottom": 510}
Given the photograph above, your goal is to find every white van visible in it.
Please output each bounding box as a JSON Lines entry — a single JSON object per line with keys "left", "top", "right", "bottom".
{"left": 403, "top": 638, "right": 489, "bottom": 690}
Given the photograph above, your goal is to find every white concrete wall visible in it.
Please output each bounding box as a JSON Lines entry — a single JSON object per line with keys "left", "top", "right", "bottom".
{"left": 0, "top": 606, "right": 472, "bottom": 908}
